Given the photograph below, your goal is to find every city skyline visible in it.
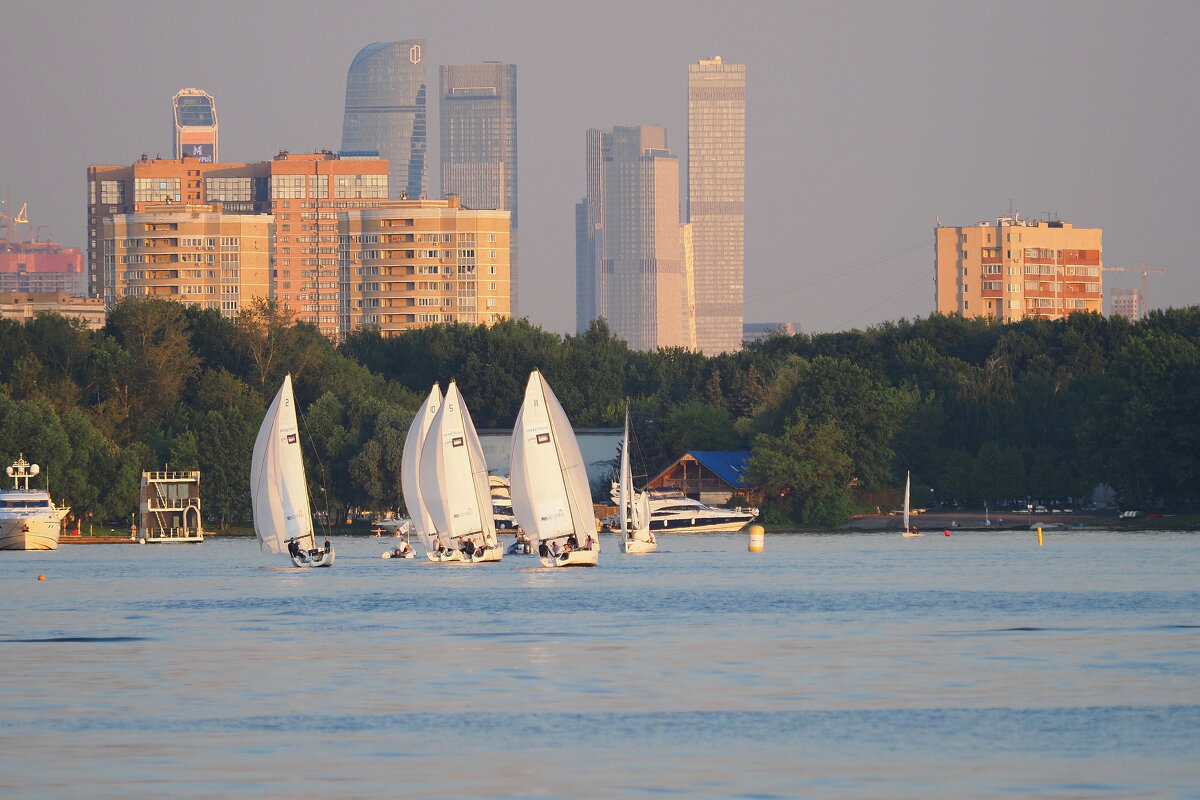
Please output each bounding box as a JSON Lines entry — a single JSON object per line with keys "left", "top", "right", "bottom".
{"left": 3, "top": 1, "right": 1198, "bottom": 337}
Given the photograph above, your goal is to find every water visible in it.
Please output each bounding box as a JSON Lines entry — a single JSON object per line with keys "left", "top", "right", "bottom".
{"left": 2, "top": 530, "right": 1198, "bottom": 798}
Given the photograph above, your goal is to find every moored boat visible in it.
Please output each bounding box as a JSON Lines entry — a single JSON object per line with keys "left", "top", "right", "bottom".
{"left": 0, "top": 454, "right": 69, "bottom": 551}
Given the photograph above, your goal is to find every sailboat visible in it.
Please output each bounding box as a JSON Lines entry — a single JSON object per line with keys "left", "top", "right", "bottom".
{"left": 418, "top": 381, "right": 502, "bottom": 563}
{"left": 509, "top": 370, "right": 599, "bottom": 567}
{"left": 250, "top": 374, "right": 334, "bottom": 567}
{"left": 617, "top": 408, "right": 656, "bottom": 554}
{"left": 400, "top": 383, "right": 442, "bottom": 559}
{"left": 901, "top": 470, "right": 923, "bottom": 537}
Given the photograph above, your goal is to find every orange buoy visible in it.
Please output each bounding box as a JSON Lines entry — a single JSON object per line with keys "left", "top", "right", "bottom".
{"left": 37, "top": 574, "right": 46, "bottom": 581}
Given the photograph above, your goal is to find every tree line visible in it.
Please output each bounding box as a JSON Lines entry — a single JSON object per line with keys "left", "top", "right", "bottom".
{"left": 1, "top": 298, "right": 1197, "bottom": 529}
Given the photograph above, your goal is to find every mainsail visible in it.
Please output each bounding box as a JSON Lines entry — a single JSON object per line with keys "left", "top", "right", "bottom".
{"left": 402, "top": 384, "right": 442, "bottom": 552}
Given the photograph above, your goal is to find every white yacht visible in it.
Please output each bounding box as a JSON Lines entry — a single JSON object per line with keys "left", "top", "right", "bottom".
{"left": 607, "top": 485, "right": 758, "bottom": 534}
{"left": 0, "top": 454, "right": 69, "bottom": 551}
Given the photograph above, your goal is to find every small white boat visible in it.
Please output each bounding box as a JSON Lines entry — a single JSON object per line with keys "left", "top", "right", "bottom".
{"left": 509, "top": 370, "right": 599, "bottom": 568}
{"left": 617, "top": 408, "right": 656, "bottom": 555}
{"left": 381, "top": 530, "right": 416, "bottom": 559}
{"left": 250, "top": 375, "right": 334, "bottom": 568}
{"left": 0, "top": 454, "right": 69, "bottom": 551}
{"left": 901, "top": 471, "right": 923, "bottom": 537}
{"left": 418, "top": 381, "right": 503, "bottom": 564}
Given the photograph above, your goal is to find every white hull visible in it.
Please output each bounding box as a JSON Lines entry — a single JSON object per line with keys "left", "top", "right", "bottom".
{"left": 143, "top": 533, "right": 204, "bottom": 544}
{"left": 901, "top": 532, "right": 924, "bottom": 538}
{"left": 467, "top": 544, "right": 504, "bottom": 563}
{"left": 539, "top": 548, "right": 600, "bottom": 568}
{"left": 427, "top": 548, "right": 468, "bottom": 563}
{"left": 0, "top": 514, "right": 63, "bottom": 551}
{"left": 649, "top": 517, "right": 754, "bottom": 534}
{"left": 290, "top": 549, "right": 335, "bottom": 568}
{"left": 620, "top": 537, "right": 658, "bottom": 554}
{"left": 382, "top": 547, "right": 415, "bottom": 559}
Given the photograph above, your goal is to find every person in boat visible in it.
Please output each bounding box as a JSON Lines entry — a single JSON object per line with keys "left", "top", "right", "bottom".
{"left": 538, "top": 541, "right": 550, "bottom": 558}
{"left": 287, "top": 539, "right": 301, "bottom": 559}
{"left": 324, "top": 535, "right": 331, "bottom": 553}
{"left": 909, "top": 526, "right": 920, "bottom": 536}
{"left": 582, "top": 534, "right": 594, "bottom": 550}
{"left": 567, "top": 534, "right": 579, "bottom": 550}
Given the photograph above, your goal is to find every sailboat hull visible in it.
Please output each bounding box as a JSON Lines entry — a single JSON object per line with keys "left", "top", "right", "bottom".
{"left": 620, "top": 538, "right": 658, "bottom": 554}
{"left": 290, "top": 549, "right": 335, "bottom": 568}
{"left": 466, "top": 544, "right": 504, "bottom": 563}
{"left": 538, "top": 548, "right": 599, "bottom": 568}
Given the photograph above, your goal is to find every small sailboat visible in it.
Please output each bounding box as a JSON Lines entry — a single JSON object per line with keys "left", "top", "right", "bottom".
{"left": 418, "top": 381, "right": 502, "bottom": 563}
{"left": 250, "top": 374, "right": 334, "bottom": 567}
{"left": 509, "top": 370, "right": 599, "bottom": 567}
{"left": 617, "top": 409, "right": 656, "bottom": 554}
{"left": 401, "top": 384, "right": 442, "bottom": 559}
{"left": 901, "top": 471, "right": 923, "bottom": 537}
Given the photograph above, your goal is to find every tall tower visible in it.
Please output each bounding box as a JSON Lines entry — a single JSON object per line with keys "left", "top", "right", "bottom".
{"left": 576, "top": 126, "right": 689, "bottom": 351}
{"left": 440, "top": 63, "right": 518, "bottom": 311}
{"left": 688, "top": 56, "right": 745, "bottom": 354}
{"left": 341, "top": 40, "right": 428, "bottom": 201}
{"left": 172, "top": 89, "right": 217, "bottom": 163}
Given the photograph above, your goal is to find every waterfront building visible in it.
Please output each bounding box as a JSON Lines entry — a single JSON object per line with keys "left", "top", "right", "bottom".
{"left": 688, "top": 56, "right": 746, "bottom": 355}
{"left": 0, "top": 239, "right": 86, "bottom": 296}
{"left": 439, "top": 63, "right": 518, "bottom": 312}
{"left": 101, "top": 203, "right": 272, "bottom": 318}
{"left": 139, "top": 469, "right": 203, "bottom": 543}
{"left": 172, "top": 89, "right": 218, "bottom": 163}
{"left": 934, "top": 216, "right": 1103, "bottom": 321}
{"left": 0, "top": 292, "right": 105, "bottom": 329}
{"left": 576, "top": 125, "right": 690, "bottom": 351}
{"left": 341, "top": 40, "right": 428, "bottom": 201}
{"left": 88, "top": 151, "right": 389, "bottom": 336}
{"left": 339, "top": 196, "right": 510, "bottom": 336}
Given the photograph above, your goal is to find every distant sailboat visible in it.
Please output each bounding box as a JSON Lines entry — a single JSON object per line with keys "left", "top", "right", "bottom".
{"left": 901, "top": 471, "right": 923, "bottom": 537}
{"left": 618, "top": 408, "right": 656, "bottom": 554}
{"left": 419, "top": 381, "right": 502, "bottom": 563}
{"left": 250, "top": 375, "right": 334, "bottom": 567}
{"left": 400, "top": 383, "right": 443, "bottom": 559}
{"left": 509, "top": 370, "right": 599, "bottom": 567}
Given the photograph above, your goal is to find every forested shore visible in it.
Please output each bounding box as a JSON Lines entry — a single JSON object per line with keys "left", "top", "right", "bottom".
{"left": 2, "top": 298, "right": 1197, "bottom": 528}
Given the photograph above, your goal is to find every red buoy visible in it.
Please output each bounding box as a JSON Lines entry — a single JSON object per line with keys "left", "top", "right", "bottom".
{"left": 944, "top": 530, "right": 951, "bottom": 536}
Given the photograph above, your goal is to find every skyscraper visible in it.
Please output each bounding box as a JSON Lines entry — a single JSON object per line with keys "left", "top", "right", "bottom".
{"left": 172, "top": 88, "right": 217, "bottom": 163}
{"left": 688, "top": 56, "right": 745, "bottom": 354}
{"left": 576, "top": 126, "right": 689, "bottom": 351}
{"left": 440, "top": 63, "right": 518, "bottom": 311}
{"left": 341, "top": 40, "right": 428, "bottom": 201}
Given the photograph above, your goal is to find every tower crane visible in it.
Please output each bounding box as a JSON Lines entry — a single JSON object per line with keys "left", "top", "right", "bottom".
{"left": 1102, "top": 262, "right": 1167, "bottom": 319}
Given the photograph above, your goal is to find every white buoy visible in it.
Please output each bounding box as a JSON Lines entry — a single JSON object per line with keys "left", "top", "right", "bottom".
{"left": 748, "top": 524, "right": 765, "bottom": 553}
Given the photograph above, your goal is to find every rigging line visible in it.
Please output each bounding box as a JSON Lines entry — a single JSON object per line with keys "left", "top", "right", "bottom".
{"left": 746, "top": 238, "right": 929, "bottom": 296}
{"left": 744, "top": 239, "right": 929, "bottom": 305}
{"left": 839, "top": 270, "right": 932, "bottom": 329}
{"left": 294, "top": 388, "right": 333, "bottom": 537}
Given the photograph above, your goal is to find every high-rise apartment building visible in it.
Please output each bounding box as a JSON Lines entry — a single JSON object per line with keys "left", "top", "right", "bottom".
{"left": 439, "top": 63, "right": 518, "bottom": 312}
{"left": 101, "top": 204, "right": 272, "bottom": 317}
{"left": 341, "top": 40, "right": 428, "bottom": 201}
{"left": 575, "top": 126, "right": 690, "bottom": 351}
{"left": 172, "top": 89, "right": 218, "bottom": 163}
{"left": 688, "top": 56, "right": 746, "bottom": 355}
{"left": 341, "top": 197, "right": 511, "bottom": 335}
{"left": 934, "top": 216, "right": 1103, "bottom": 321}
{"left": 1110, "top": 287, "right": 1141, "bottom": 321}
{"left": 88, "top": 151, "right": 389, "bottom": 337}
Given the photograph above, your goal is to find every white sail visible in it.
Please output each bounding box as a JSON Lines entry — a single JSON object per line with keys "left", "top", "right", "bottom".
{"left": 618, "top": 410, "right": 631, "bottom": 539}
{"left": 418, "top": 381, "right": 496, "bottom": 546}
{"left": 251, "top": 375, "right": 314, "bottom": 554}
{"left": 508, "top": 370, "right": 596, "bottom": 550}
{"left": 402, "top": 384, "right": 442, "bottom": 551}
{"left": 903, "top": 470, "right": 911, "bottom": 532}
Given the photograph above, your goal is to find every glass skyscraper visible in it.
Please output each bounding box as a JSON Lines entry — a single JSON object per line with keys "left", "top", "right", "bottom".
{"left": 576, "top": 126, "right": 689, "bottom": 351}
{"left": 341, "top": 40, "right": 428, "bottom": 201}
{"left": 440, "top": 63, "right": 518, "bottom": 311}
{"left": 688, "top": 56, "right": 746, "bottom": 354}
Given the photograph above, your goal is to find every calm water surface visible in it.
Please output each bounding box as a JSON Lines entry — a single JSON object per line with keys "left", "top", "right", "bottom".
{"left": 2, "top": 530, "right": 1198, "bottom": 798}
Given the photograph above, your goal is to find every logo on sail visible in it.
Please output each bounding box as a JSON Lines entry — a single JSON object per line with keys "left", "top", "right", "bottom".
{"left": 286, "top": 434, "right": 297, "bottom": 444}
{"left": 536, "top": 433, "right": 551, "bottom": 444}
{"left": 452, "top": 437, "right": 464, "bottom": 447}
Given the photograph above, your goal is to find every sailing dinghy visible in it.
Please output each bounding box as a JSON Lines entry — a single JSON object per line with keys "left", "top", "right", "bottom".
{"left": 509, "top": 370, "right": 599, "bottom": 567}
{"left": 419, "top": 381, "right": 502, "bottom": 563}
{"left": 400, "top": 384, "right": 442, "bottom": 560}
{"left": 250, "top": 374, "right": 334, "bottom": 567}
{"left": 901, "top": 471, "right": 923, "bottom": 537}
{"left": 617, "top": 408, "right": 656, "bottom": 554}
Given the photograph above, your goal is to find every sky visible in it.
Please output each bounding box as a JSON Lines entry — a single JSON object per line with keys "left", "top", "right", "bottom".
{"left": 2, "top": 0, "right": 1198, "bottom": 335}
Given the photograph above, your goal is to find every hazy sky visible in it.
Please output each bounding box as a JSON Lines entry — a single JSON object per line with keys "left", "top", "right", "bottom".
{"left": 2, "top": 1, "right": 1197, "bottom": 335}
